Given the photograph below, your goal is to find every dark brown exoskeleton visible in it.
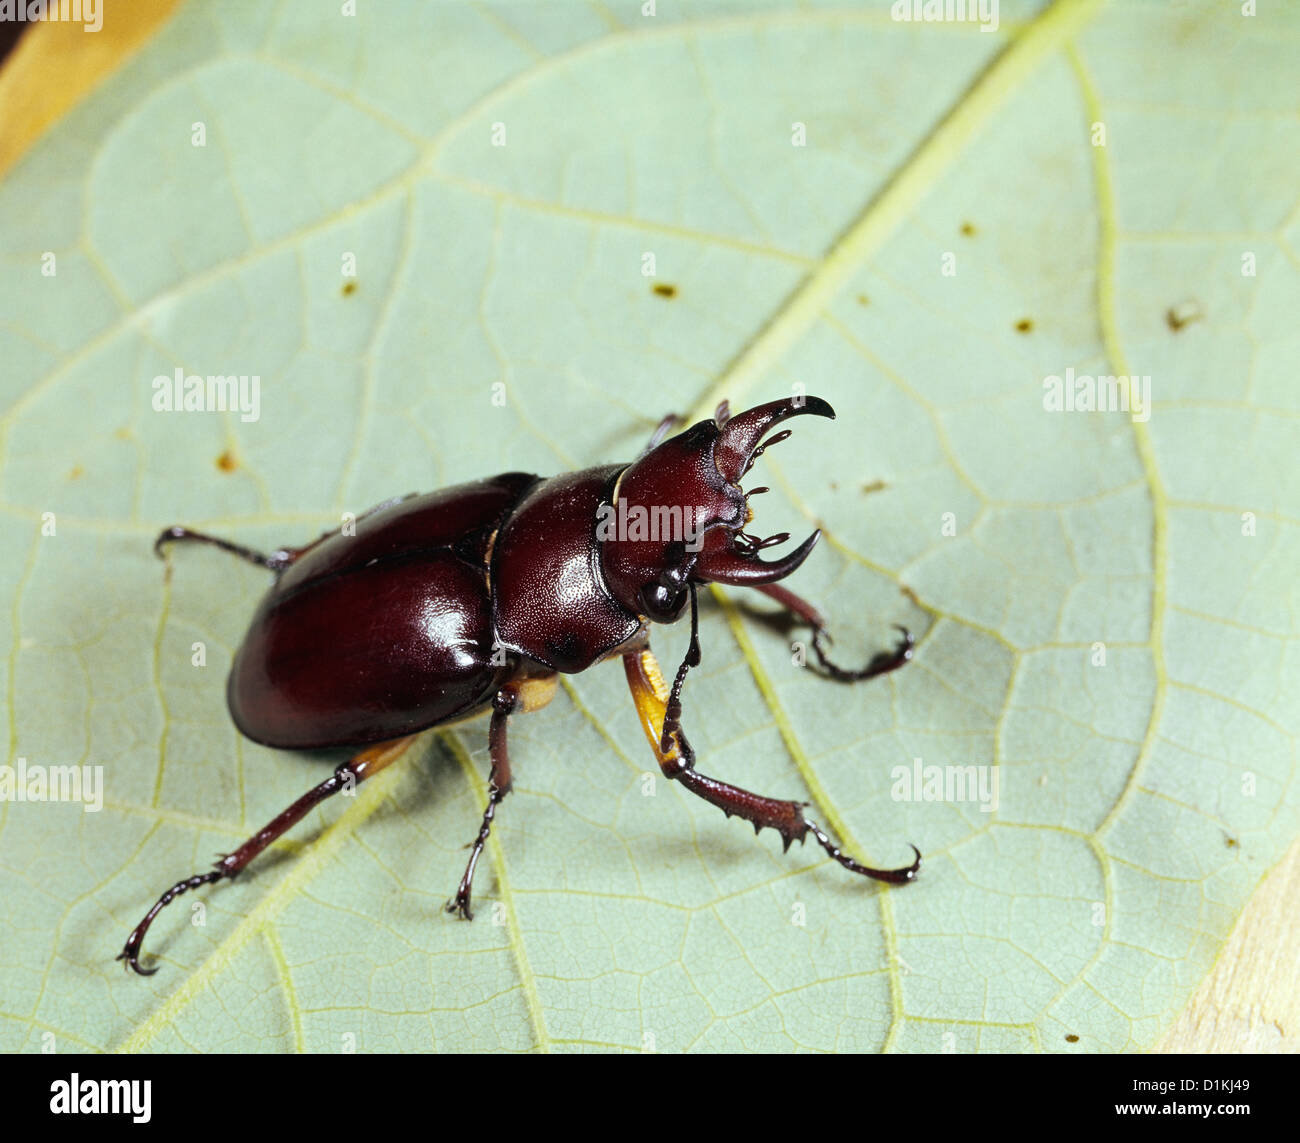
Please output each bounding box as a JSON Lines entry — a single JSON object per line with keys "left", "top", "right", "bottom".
{"left": 118, "top": 395, "right": 919, "bottom": 974}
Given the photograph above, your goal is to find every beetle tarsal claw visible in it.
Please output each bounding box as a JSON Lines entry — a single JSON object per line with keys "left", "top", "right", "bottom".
{"left": 801, "top": 818, "right": 923, "bottom": 884}
{"left": 445, "top": 896, "right": 474, "bottom": 921}
{"left": 115, "top": 946, "right": 156, "bottom": 976}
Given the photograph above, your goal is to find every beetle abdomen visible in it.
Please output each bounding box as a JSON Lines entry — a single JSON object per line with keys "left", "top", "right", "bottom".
{"left": 228, "top": 476, "right": 537, "bottom": 749}
{"left": 229, "top": 554, "right": 503, "bottom": 748}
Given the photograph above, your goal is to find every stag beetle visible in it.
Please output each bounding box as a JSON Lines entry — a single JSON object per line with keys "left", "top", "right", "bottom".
{"left": 118, "top": 395, "right": 920, "bottom": 975}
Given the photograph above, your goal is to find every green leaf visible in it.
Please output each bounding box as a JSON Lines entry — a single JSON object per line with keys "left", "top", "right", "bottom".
{"left": 1, "top": 0, "right": 1296, "bottom": 1054}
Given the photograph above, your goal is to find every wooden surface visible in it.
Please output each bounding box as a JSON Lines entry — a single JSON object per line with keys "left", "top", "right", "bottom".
{"left": 2, "top": 0, "right": 1294, "bottom": 1054}
{"left": 1157, "top": 838, "right": 1300, "bottom": 1053}
{"left": 0, "top": 0, "right": 181, "bottom": 178}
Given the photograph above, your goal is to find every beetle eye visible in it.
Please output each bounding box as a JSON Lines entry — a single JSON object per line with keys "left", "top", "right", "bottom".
{"left": 638, "top": 579, "right": 686, "bottom": 623}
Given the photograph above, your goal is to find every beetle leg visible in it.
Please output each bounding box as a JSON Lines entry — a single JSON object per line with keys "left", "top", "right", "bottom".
{"left": 622, "top": 645, "right": 920, "bottom": 884}
{"left": 753, "top": 582, "right": 913, "bottom": 681}
{"left": 154, "top": 525, "right": 286, "bottom": 571}
{"left": 445, "top": 671, "right": 556, "bottom": 921}
{"left": 445, "top": 691, "right": 515, "bottom": 921}
{"left": 116, "top": 735, "right": 416, "bottom": 975}
{"left": 154, "top": 494, "right": 419, "bottom": 575}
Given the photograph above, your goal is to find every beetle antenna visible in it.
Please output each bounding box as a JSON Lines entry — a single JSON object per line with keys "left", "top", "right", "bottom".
{"left": 659, "top": 583, "right": 701, "bottom": 756}
{"left": 642, "top": 413, "right": 683, "bottom": 455}
{"left": 742, "top": 429, "right": 792, "bottom": 476}
{"left": 714, "top": 399, "right": 732, "bottom": 428}
{"left": 735, "top": 529, "right": 791, "bottom": 556}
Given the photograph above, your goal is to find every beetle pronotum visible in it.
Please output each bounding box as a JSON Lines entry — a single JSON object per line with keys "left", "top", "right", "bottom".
{"left": 118, "top": 395, "right": 920, "bottom": 974}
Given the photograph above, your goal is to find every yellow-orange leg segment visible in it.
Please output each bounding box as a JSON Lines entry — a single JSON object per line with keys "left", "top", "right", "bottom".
{"left": 622, "top": 646, "right": 920, "bottom": 882}
{"left": 117, "top": 735, "right": 418, "bottom": 975}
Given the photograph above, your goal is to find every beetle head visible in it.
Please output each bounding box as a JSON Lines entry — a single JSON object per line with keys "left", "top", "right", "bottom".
{"left": 600, "top": 395, "right": 834, "bottom": 623}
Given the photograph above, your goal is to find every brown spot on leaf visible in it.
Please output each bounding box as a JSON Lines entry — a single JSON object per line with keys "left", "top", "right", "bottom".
{"left": 67, "top": 464, "right": 84, "bottom": 480}
{"left": 652, "top": 282, "right": 677, "bottom": 298}
{"left": 1015, "top": 318, "right": 1034, "bottom": 334}
{"left": 960, "top": 221, "right": 976, "bottom": 237}
{"left": 216, "top": 450, "right": 238, "bottom": 473}
{"left": 1166, "top": 300, "right": 1204, "bottom": 331}
{"left": 856, "top": 294, "right": 870, "bottom": 306}
{"left": 342, "top": 280, "right": 357, "bottom": 296}
{"left": 861, "top": 479, "right": 886, "bottom": 495}
{"left": 1065, "top": 1034, "right": 1079, "bottom": 1043}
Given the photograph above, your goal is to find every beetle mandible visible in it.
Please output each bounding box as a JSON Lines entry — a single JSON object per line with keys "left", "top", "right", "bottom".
{"left": 118, "top": 395, "right": 920, "bottom": 974}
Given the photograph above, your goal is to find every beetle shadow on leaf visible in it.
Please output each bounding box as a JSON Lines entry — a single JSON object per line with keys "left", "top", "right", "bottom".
{"left": 726, "top": 595, "right": 910, "bottom": 684}
{"left": 728, "top": 596, "right": 801, "bottom": 640}
{"left": 726, "top": 597, "right": 844, "bottom": 678}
